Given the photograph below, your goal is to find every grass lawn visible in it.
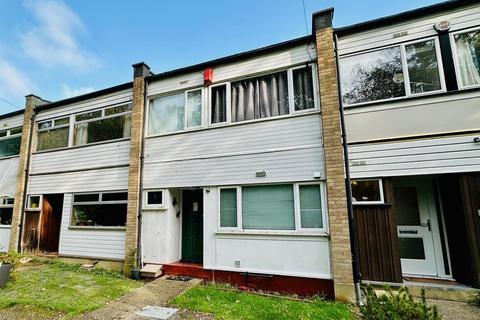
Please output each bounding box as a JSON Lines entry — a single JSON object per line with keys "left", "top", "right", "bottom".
{"left": 0, "top": 261, "right": 141, "bottom": 319}
{"left": 171, "top": 284, "right": 355, "bottom": 320}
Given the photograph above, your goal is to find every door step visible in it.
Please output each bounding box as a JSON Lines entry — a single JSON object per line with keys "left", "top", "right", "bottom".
{"left": 140, "top": 264, "right": 163, "bottom": 278}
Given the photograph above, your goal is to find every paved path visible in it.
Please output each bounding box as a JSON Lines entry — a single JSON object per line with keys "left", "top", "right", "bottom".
{"left": 428, "top": 299, "right": 480, "bottom": 320}
{"left": 76, "top": 276, "right": 202, "bottom": 320}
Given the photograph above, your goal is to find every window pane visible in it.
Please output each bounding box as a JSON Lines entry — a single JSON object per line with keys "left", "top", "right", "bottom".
{"left": 76, "top": 110, "right": 102, "bottom": 122}
{"left": 149, "top": 93, "right": 185, "bottom": 134}
{"left": 406, "top": 40, "right": 441, "bottom": 94}
{"left": 454, "top": 30, "right": 480, "bottom": 87}
{"left": 293, "top": 66, "right": 315, "bottom": 111}
{"left": 72, "top": 204, "right": 127, "bottom": 227}
{"left": 211, "top": 85, "right": 226, "bottom": 124}
{"left": 394, "top": 186, "right": 421, "bottom": 226}
{"left": 54, "top": 117, "right": 70, "bottom": 126}
{"left": 351, "top": 180, "right": 381, "bottom": 202}
{"left": 74, "top": 114, "right": 131, "bottom": 145}
{"left": 105, "top": 104, "right": 132, "bottom": 116}
{"left": 102, "top": 192, "right": 128, "bottom": 202}
{"left": 0, "top": 136, "right": 21, "bottom": 157}
{"left": 9, "top": 127, "right": 22, "bottom": 135}
{"left": 28, "top": 196, "right": 41, "bottom": 209}
{"left": 242, "top": 185, "right": 295, "bottom": 230}
{"left": 147, "top": 191, "right": 163, "bottom": 205}
{"left": 37, "top": 127, "right": 69, "bottom": 151}
{"left": 340, "top": 47, "right": 405, "bottom": 104}
{"left": 0, "top": 130, "right": 7, "bottom": 137}
{"left": 187, "top": 90, "right": 202, "bottom": 128}
{"left": 220, "top": 189, "right": 237, "bottom": 228}
{"left": 300, "top": 185, "right": 323, "bottom": 228}
{"left": 38, "top": 121, "right": 52, "bottom": 130}
{"left": 399, "top": 237, "right": 425, "bottom": 260}
{"left": 5, "top": 198, "right": 14, "bottom": 205}
{"left": 0, "top": 208, "right": 12, "bottom": 225}
{"left": 231, "top": 71, "right": 289, "bottom": 122}
{"left": 73, "top": 194, "right": 99, "bottom": 202}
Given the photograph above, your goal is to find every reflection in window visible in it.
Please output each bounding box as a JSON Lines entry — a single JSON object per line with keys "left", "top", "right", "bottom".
{"left": 149, "top": 93, "right": 185, "bottom": 134}
{"left": 231, "top": 71, "right": 289, "bottom": 122}
{"left": 74, "top": 114, "right": 131, "bottom": 145}
{"left": 220, "top": 188, "right": 237, "bottom": 228}
{"left": 454, "top": 30, "right": 480, "bottom": 87}
{"left": 37, "top": 118, "right": 70, "bottom": 151}
{"left": 299, "top": 184, "right": 323, "bottom": 228}
{"left": 293, "top": 66, "right": 315, "bottom": 111}
{"left": 406, "top": 40, "right": 441, "bottom": 94}
{"left": 352, "top": 179, "right": 383, "bottom": 203}
{"left": 186, "top": 90, "right": 202, "bottom": 128}
{"left": 71, "top": 191, "right": 128, "bottom": 227}
{"left": 340, "top": 47, "right": 405, "bottom": 104}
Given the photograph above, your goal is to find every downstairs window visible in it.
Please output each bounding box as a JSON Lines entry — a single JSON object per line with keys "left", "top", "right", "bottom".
{"left": 0, "top": 197, "right": 14, "bottom": 226}
{"left": 71, "top": 191, "right": 128, "bottom": 228}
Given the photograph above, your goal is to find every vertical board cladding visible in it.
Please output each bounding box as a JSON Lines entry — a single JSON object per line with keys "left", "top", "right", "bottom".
{"left": 58, "top": 194, "right": 126, "bottom": 260}
{"left": 143, "top": 114, "right": 324, "bottom": 188}
{"left": 203, "top": 187, "right": 332, "bottom": 279}
{"left": 353, "top": 180, "right": 402, "bottom": 283}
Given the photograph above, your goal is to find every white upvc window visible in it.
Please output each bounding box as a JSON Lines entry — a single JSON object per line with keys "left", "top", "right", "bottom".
{"left": 217, "top": 182, "right": 328, "bottom": 234}
{"left": 26, "top": 195, "right": 42, "bottom": 211}
{"left": 0, "top": 196, "right": 14, "bottom": 226}
{"left": 450, "top": 26, "right": 480, "bottom": 89}
{"left": 0, "top": 126, "right": 22, "bottom": 158}
{"left": 147, "top": 88, "right": 204, "bottom": 136}
{"left": 339, "top": 37, "right": 446, "bottom": 106}
{"left": 70, "top": 191, "right": 128, "bottom": 229}
{"left": 36, "top": 116, "right": 70, "bottom": 151}
{"left": 143, "top": 189, "right": 167, "bottom": 210}
{"left": 351, "top": 178, "right": 385, "bottom": 205}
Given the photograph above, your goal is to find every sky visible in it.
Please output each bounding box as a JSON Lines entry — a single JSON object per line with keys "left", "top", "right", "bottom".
{"left": 0, "top": 0, "right": 441, "bottom": 114}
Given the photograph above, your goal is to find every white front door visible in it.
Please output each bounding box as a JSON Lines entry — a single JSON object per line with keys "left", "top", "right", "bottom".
{"left": 394, "top": 178, "right": 444, "bottom": 277}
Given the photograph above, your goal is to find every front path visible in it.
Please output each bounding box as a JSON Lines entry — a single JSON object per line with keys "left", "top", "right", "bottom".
{"left": 77, "top": 276, "right": 202, "bottom": 320}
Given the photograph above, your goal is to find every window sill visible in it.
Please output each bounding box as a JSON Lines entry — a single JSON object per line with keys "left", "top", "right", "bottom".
{"left": 68, "top": 226, "right": 126, "bottom": 231}
{"left": 0, "top": 225, "right": 11, "bottom": 229}
{"left": 146, "top": 110, "right": 321, "bottom": 139}
{"left": 33, "top": 137, "right": 131, "bottom": 155}
{"left": 215, "top": 230, "right": 329, "bottom": 237}
{"left": 0, "top": 155, "right": 20, "bottom": 161}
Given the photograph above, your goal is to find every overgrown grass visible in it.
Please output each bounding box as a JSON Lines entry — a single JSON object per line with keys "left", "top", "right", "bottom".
{"left": 0, "top": 261, "right": 141, "bottom": 318}
{"left": 171, "top": 284, "right": 354, "bottom": 320}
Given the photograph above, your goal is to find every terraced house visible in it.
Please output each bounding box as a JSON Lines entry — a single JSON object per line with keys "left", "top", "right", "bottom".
{"left": 0, "top": 0, "right": 478, "bottom": 302}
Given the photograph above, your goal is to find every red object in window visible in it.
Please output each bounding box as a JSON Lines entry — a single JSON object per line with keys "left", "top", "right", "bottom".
{"left": 204, "top": 68, "right": 213, "bottom": 85}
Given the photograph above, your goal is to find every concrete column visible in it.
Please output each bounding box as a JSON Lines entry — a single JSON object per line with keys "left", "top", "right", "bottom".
{"left": 9, "top": 95, "right": 48, "bottom": 251}
{"left": 313, "top": 8, "right": 355, "bottom": 301}
{"left": 124, "top": 62, "right": 151, "bottom": 274}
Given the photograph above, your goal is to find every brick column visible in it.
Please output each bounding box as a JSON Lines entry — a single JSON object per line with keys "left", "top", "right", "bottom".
{"left": 9, "top": 95, "right": 47, "bottom": 251}
{"left": 124, "top": 62, "right": 151, "bottom": 274}
{"left": 313, "top": 8, "right": 355, "bottom": 301}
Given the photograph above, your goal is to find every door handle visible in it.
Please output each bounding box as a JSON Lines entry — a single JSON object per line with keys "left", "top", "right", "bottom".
{"left": 421, "top": 219, "right": 431, "bottom": 231}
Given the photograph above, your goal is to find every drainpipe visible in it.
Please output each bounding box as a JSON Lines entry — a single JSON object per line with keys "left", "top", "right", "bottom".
{"left": 334, "top": 33, "right": 363, "bottom": 305}
{"left": 17, "top": 107, "right": 36, "bottom": 252}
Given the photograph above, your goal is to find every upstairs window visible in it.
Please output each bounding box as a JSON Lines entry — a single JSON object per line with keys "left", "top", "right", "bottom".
{"left": 149, "top": 89, "right": 203, "bottom": 134}
{"left": 71, "top": 191, "right": 128, "bottom": 228}
{"left": 340, "top": 38, "right": 443, "bottom": 105}
{"left": 453, "top": 28, "right": 480, "bottom": 88}
{"left": 37, "top": 117, "right": 70, "bottom": 151}
{"left": 0, "top": 196, "right": 14, "bottom": 226}
{"left": 0, "top": 126, "right": 22, "bottom": 157}
{"left": 210, "top": 85, "right": 227, "bottom": 124}
{"left": 74, "top": 104, "right": 131, "bottom": 146}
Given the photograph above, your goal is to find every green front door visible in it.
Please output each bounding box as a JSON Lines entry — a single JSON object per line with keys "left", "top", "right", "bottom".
{"left": 181, "top": 189, "right": 203, "bottom": 263}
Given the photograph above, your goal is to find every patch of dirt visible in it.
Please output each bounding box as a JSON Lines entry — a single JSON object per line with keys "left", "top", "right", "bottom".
{"left": 171, "top": 308, "right": 214, "bottom": 320}
{"left": 0, "top": 305, "right": 64, "bottom": 320}
{"left": 427, "top": 299, "right": 480, "bottom": 320}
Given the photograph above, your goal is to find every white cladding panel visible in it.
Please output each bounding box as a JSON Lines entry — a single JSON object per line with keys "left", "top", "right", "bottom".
{"left": 28, "top": 167, "right": 129, "bottom": 194}
{"left": 58, "top": 193, "right": 125, "bottom": 259}
{"left": 0, "top": 227, "right": 10, "bottom": 252}
{"left": 141, "top": 189, "right": 181, "bottom": 264}
{"left": 147, "top": 44, "right": 316, "bottom": 96}
{"left": 0, "top": 114, "right": 24, "bottom": 129}
{"left": 31, "top": 141, "right": 130, "bottom": 174}
{"left": 143, "top": 114, "right": 324, "bottom": 188}
{"left": 203, "top": 188, "right": 331, "bottom": 278}
{"left": 345, "top": 92, "right": 480, "bottom": 142}
{"left": 36, "top": 89, "right": 132, "bottom": 121}
{"left": 337, "top": 4, "right": 480, "bottom": 55}
{"left": 0, "top": 157, "right": 19, "bottom": 197}
{"left": 349, "top": 133, "right": 480, "bottom": 178}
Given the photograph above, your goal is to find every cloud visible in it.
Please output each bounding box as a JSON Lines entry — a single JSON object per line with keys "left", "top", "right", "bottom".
{"left": 61, "top": 84, "right": 95, "bottom": 98}
{"left": 0, "top": 59, "right": 37, "bottom": 109}
{"left": 20, "top": 0, "right": 100, "bottom": 71}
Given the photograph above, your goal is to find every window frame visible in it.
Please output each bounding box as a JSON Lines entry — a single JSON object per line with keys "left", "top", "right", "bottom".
{"left": 70, "top": 191, "right": 128, "bottom": 230}
{"left": 351, "top": 178, "right": 385, "bottom": 205}
{"left": 217, "top": 182, "right": 328, "bottom": 234}
{"left": 208, "top": 82, "right": 231, "bottom": 127}
{"left": 0, "top": 196, "right": 14, "bottom": 227}
{"left": 26, "top": 194, "right": 42, "bottom": 211}
{"left": 0, "top": 126, "right": 23, "bottom": 158}
{"left": 340, "top": 36, "right": 446, "bottom": 107}
{"left": 143, "top": 189, "right": 167, "bottom": 210}
{"left": 288, "top": 64, "right": 320, "bottom": 114}
{"left": 450, "top": 26, "right": 480, "bottom": 90}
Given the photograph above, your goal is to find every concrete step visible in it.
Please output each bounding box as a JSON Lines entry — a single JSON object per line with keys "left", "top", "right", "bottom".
{"left": 140, "top": 264, "right": 163, "bottom": 278}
